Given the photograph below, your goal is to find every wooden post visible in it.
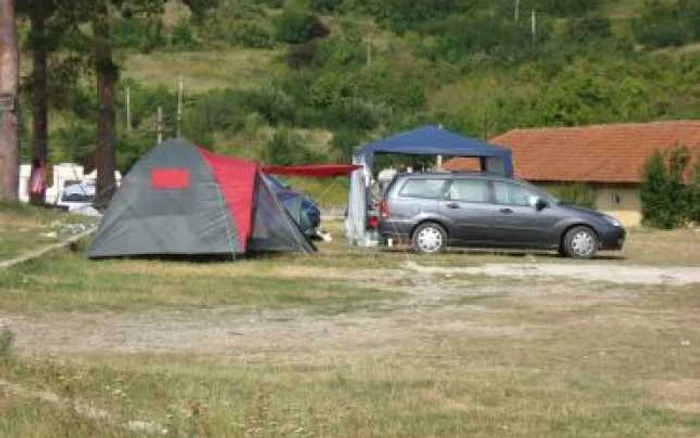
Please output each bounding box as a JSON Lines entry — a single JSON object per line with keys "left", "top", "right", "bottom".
{"left": 176, "top": 76, "right": 183, "bottom": 138}
{"left": 126, "top": 86, "right": 132, "bottom": 133}
{"left": 156, "top": 106, "right": 163, "bottom": 144}
{"left": 366, "top": 37, "right": 372, "bottom": 68}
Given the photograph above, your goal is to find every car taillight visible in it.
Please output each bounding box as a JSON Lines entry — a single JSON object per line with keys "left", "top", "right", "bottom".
{"left": 379, "top": 199, "right": 390, "bottom": 218}
{"left": 367, "top": 215, "right": 379, "bottom": 229}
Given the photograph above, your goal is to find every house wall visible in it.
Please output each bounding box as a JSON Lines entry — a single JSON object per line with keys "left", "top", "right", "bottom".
{"left": 535, "top": 182, "right": 642, "bottom": 227}
{"left": 594, "top": 185, "right": 641, "bottom": 227}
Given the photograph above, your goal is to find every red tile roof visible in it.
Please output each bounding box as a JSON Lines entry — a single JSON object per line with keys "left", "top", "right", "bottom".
{"left": 444, "top": 120, "right": 700, "bottom": 183}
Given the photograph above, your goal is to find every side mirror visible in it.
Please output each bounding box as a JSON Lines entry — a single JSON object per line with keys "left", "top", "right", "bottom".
{"left": 535, "top": 197, "right": 549, "bottom": 211}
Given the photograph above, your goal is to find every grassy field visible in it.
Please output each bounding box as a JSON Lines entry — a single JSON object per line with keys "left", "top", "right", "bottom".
{"left": 1, "top": 206, "right": 699, "bottom": 437}
{"left": 0, "top": 203, "right": 96, "bottom": 262}
{"left": 122, "top": 49, "right": 284, "bottom": 94}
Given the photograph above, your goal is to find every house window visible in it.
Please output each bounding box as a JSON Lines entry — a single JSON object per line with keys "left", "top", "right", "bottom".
{"left": 611, "top": 192, "right": 621, "bottom": 205}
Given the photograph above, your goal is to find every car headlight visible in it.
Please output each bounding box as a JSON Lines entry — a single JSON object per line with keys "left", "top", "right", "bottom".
{"left": 602, "top": 215, "right": 621, "bottom": 227}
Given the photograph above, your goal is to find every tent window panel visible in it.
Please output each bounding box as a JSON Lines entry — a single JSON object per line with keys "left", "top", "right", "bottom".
{"left": 398, "top": 179, "right": 447, "bottom": 199}
{"left": 151, "top": 168, "right": 191, "bottom": 190}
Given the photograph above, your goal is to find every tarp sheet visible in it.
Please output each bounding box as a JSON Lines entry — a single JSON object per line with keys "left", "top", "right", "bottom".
{"left": 262, "top": 164, "right": 362, "bottom": 178}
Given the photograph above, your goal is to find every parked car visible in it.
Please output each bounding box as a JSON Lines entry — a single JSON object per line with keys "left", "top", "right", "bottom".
{"left": 263, "top": 174, "right": 321, "bottom": 238}
{"left": 55, "top": 182, "right": 102, "bottom": 217}
{"left": 378, "top": 172, "right": 626, "bottom": 259}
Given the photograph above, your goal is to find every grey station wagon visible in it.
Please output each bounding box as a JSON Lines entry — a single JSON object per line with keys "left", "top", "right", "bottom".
{"left": 378, "top": 172, "right": 626, "bottom": 259}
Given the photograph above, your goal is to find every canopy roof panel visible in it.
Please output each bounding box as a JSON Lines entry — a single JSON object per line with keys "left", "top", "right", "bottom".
{"left": 357, "top": 125, "right": 511, "bottom": 158}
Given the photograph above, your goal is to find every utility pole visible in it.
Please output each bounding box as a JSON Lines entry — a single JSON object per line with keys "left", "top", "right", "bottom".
{"left": 176, "top": 75, "right": 183, "bottom": 138}
{"left": 126, "top": 86, "right": 132, "bottom": 133}
{"left": 156, "top": 106, "right": 163, "bottom": 144}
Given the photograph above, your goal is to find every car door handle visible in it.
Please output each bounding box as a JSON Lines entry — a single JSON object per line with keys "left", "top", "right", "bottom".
{"left": 446, "top": 202, "right": 460, "bottom": 209}
{"left": 499, "top": 208, "right": 513, "bottom": 214}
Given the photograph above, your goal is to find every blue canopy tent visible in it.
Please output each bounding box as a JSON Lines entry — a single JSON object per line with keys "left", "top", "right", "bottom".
{"left": 345, "top": 125, "right": 514, "bottom": 245}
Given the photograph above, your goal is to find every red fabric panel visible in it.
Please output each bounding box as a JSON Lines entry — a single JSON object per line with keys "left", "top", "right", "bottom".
{"left": 262, "top": 164, "right": 362, "bottom": 178}
{"left": 198, "top": 148, "right": 257, "bottom": 252}
{"left": 151, "top": 168, "right": 191, "bottom": 189}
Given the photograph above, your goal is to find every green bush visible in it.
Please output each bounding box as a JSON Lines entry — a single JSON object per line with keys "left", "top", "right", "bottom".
{"left": 197, "top": 0, "right": 274, "bottom": 48}
{"left": 170, "top": 19, "right": 199, "bottom": 49}
{"left": 264, "top": 127, "right": 323, "bottom": 165}
{"left": 181, "top": 89, "right": 248, "bottom": 145}
{"left": 112, "top": 17, "right": 165, "bottom": 53}
{"left": 311, "top": 0, "right": 344, "bottom": 13}
{"left": 0, "top": 328, "right": 14, "bottom": 364}
{"left": 632, "top": 0, "right": 700, "bottom": 48}
{"left": 230, "top": 21, "right": 275, "bottom": 48}
{"left": 691, "top": 160, "right": 700, "bottom": 223}
{"left": 286, "top": 43, "right": 320, "bottom": 69}
{"left": 538, "top": 0, "right": 603, "bottom": 16}
{"left": 640, "top": 146, "right": 695, "bottom": 229}
{"left": 565, "top": 15, "right": 612, "bottom": 43}
{"left": 273, "top": 7, "right": 329, "bottom": 44}
{"left": 548, "top": 183, "right": 597, "bottom": 209}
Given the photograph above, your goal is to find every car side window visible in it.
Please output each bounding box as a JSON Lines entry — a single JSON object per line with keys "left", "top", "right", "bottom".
{"left": 445, "top": 179, "right": 491, "bottom": 203}
{"left": 398, "top": 179, "right": 447, "bottom": 199}
{"left": 493, "top": 181, "right": 538, "bottom": 206}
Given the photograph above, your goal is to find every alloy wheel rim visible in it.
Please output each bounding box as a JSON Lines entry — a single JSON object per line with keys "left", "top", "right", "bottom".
{"left": 571, "top": 230, "right": 595, "bottom": 256}
{"left": 417, "top": 227, "right": 443, "bottom": 252}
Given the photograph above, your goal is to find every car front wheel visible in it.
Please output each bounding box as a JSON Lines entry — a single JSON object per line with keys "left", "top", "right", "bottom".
{"left": 412, "top": 222, "right": 447, "bottom": 254}
{"left": 562, "top": 226, "right": 598, "bottom": 259}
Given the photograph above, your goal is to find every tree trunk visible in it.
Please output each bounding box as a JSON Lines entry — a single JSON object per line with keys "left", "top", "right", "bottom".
{"left": 31, "top": 6, "right": 48, "bottom": 173}
{"left": 0, "top": 0, "right": 19, "bottom": 202}
{"left": 93, "top": 5, "right": 117, "bottom": 208}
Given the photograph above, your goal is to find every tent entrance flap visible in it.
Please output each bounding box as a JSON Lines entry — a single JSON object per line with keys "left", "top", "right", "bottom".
{"left": 249, "top": 173, "right": 315, "bottom": 254}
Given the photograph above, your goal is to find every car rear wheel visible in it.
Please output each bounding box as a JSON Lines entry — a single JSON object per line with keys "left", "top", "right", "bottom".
{"left": 562, "top": 226, "right": 598, "bottom": 259}
{"left": 412, "top": 222, "right": 447, "bottom": 254}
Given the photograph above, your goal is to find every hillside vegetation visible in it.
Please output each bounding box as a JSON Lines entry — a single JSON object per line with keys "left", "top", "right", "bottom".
{"left": 17, "top": 0, "right": 700, "bottom": 173}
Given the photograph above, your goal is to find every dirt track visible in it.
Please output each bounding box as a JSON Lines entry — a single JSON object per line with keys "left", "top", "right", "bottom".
{"left": 404, "top": 261, "right": 700, "bottom": 285}
{"left": 2, "top": 261, "right": 696, "bottom": 358}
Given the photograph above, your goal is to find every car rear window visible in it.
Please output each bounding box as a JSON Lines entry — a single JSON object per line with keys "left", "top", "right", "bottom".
{"left": 398, "top": 178, "right": 447, "bottom": 199}
{"left": 446, "top": 179, "right": 491, "bottom": 203}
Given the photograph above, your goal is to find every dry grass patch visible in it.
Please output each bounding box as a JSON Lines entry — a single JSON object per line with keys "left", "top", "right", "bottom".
{"left": 122, "top": 49, "right": 283, "bottom": 93}
{"left": 654, "top": 379, "right": 700, "bottom": 414}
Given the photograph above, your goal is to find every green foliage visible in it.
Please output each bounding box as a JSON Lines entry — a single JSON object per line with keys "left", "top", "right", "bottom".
{"left": 640, "top": 146, "right": 695, "bottom": 229}
{"left": 169, "top": 18, "right": 199, "bottom": 49}
{"left": 332, "top": 128, "right": 365, "bottom": 162}
{"left": 112, "top": 16, "right": 165, "bottom": 52}
{"left": 263, "top": 127, "right": 323, "bottom": 165}
{"left": 415, "top": 11, "right": 555, "bottom": 65}
{"left": 532, "top": 61, "right": 652, "bottom": 126}
{"left": 311, "top": 0, "right": 344, "bottom": 13}
{"left": 691, "top": 160, "right": 700, "bottom": 222}
{"left": 198, "top": 0, "right": 274, "bottom": 48}
{"left": 565, "top": 15, "right": 613, "bottom": 43}
{"left": 632, "top": 0, "right": 700, "bottom": 48}
{"left": 548, "top": 183, "right": 597, "bottom": 209}
{"left": 273, "top": 6, "right": 329, "bottom": 44}
{"left": 0, "top": 328, "right": 14, "bottom": 364}
{"left": 538, "top": 0, "right": 604, "bottom": 16}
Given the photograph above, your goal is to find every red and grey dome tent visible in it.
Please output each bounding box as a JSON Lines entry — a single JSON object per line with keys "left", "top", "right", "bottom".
{"left": 88, "top": 139, "right": 315, "bottom": 258}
